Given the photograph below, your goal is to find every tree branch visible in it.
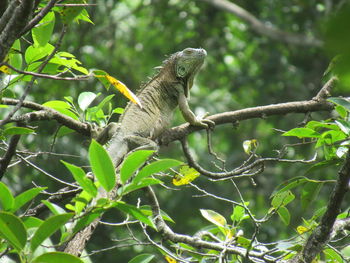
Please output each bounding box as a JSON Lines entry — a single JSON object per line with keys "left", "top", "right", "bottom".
{"left": 0, "top": 98, "right": 91, "bottom": 136}
{"left": 288, "top": 152, "right": 350, "bottom": 263}
{"left": 0, "top": 0, "right": 35, "bottom": 62}
{"left": 0, "top": 134, "right": 21, "bottom": 180}
{"left": 160, "top": 98, "right": 333, "bottom": 145}
{"left": 199, "top": 0, "right": 323, "bottom": 47}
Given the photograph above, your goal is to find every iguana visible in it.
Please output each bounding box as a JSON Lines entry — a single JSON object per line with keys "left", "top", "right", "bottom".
{"left": 99, "top": 47, "right": 214, "bottom": 166}
{"left": 64, "top": 48, "right": 214, "bottom": 256}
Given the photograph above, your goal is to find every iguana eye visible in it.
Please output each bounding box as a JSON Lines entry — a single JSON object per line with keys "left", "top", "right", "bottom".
{"left": 183, "top": 49, "right": 193, "bottom": 55}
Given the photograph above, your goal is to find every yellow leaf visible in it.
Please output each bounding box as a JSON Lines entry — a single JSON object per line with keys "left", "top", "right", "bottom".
{"left": 243, "top": 139, "right": 258, "bottom": 154}
{"left": 0, "top": 65, "right": 11, "bottom": 74}
{"left": 297, "top": 225, "right": 309, "bottom": 234}
{"left": 172, "top": 165, "right": 200, "bottom": 186}
{"left": 105, "top": 75, "right": 142, "bottom": 107}
{"left": 165, "top": 255, "right": 177, "bottom": 263}
{"left": 200, "top": 209, "right": 227, "bottom": 227}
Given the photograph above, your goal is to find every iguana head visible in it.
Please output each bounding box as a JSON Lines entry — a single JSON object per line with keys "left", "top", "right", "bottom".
{"left": 173, "top": 48, "right": 207, "bottom": 97}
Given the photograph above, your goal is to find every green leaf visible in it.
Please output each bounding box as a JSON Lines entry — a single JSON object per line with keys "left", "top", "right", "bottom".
{"left": 25, "top": 43, "right": 54, "bottom": 64}
{"left": 9, "top": 40, "right": 22, "bottom": 70}
{"left": 30, "top": 213, "right": 74, "bottom": 252}
{"left": 134, "top": 159, "right": 182, "bottom": 183}
{"left": 328, "top": 97, "right": 350, "bottom": 112}
{"left": 335, "top": 120, "right": 350, "bottom": 135}
{"left": 271, "top": 191, "right": 295, "bottom": 208}
{"left": 113, "top": 201, "right": 155, "bottom": 228}
{"left": 89, "top": 140, "right": 116, "bottom": 192}
{"left": 22, "top": 216, "right": 43, "bottom": 229}
{"left": 335, "top": 105, "right": 347, "bottom": 118}
{"left": 231, "top": 205, "right": 245, "bottom": 224}
{"left": 113, "top": 107, "right": 124, "bottom": 114}
{"left": 139, "top": 205, "right": 175, "bottom": 223}
{"left": 277, "top": 206, "right": 290, "bottom": 225}
{"left": 62, "top": 161, "right": 97, "bottom": 197}
{"left": 95, "top": 94, "right": 115, "bottom": 113}
{"left": 3, "top": 126, "right": 35, "bottom": 136}
{"left": 282, "top": 128, "right": 321, "bottom": 138}
{"left": 236, "top": 236, "right": 251, "bottom": 248}
{"left": 200, "top": 209, "right": 227, "bottom": 227}
{"left": 323, "top": 248, "right": 343, "bottom": 262}
{"left": 42, "top": 200, "right": 66, "bottom": 215}
{"left": 0, "top": 182, "right": 14, "bottom": 211}
{"left": 301, "top": 182, "right": 323, "bottom": 210}
{"left": 32, "top": 11, "right": 55, "bottom": 46}
{"left": 121, "top": 178, "right": 162, "bottom": 195}
{"left": 77, "top": 91, "right": 97, "bottom": 111}
{"left": 43, "top": 100, "right": 79, "bottom": 120}
{"left": 306, "top": 159, "right": 342, "bottom": 174}
{"left": 60, "top": 0, "right": 86, "bottom": 24}
{"left": 120, "top": 150, "right": 155, "bottom": 184}
{"left": 0, "top": 212, "right": 27, "bottom": 251}
{"left": 128, "top": 254, "right": 155, "bottom": 263}
{"left": 43, "top": 100, "right": 72, "bottom": 109}
{"left": 72, "top": 209, "right": 104, "bottom": 234}
{"left": 93, "top": 69, "right": 110, "bottom": 89}
{"left": 273, "top": 177, "right": 308, "bottom": 196}
{"left": 12, "top": 187, "right": 45, "bottom": 212}
{"left": 32, "top": 252, "right": 84, "bottom": 263}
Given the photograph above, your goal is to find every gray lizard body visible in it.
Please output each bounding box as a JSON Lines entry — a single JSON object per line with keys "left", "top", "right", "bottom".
{"left": 101, "top": 48, "right": 213, "bottom": 166}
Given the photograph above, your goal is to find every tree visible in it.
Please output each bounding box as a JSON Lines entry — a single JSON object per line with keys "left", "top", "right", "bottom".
{"left": 0, "top": 1, "right": 349, "bottom": 262}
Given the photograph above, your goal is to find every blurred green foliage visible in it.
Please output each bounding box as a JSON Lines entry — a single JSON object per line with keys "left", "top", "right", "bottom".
{"left": 1, "top": 0, "right": 350, "bottom": 262}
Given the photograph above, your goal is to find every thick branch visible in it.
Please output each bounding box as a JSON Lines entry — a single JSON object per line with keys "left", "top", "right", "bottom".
{"left": 289, "top": 152, "right": 350, "bottom": 263}
{"left": 1, "top": 98, "right": 91, "bottom": 136}
{"left": 160, "top": 98, "right": 333, "bottom": 145}
{"left": 0, "top": 0, "right": 34, "bottom": 62}
{"left": 200, "top": 0, "right": 322, "bottom": 47}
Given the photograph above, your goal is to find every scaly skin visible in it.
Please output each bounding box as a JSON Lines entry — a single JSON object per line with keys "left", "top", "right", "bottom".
{"left": 104, "top": 47, "right": 214, "bottom": 166}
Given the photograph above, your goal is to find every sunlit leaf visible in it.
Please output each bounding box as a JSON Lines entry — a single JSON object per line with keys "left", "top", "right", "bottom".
{"left": 62, "top": 161, "right": 97, "bottom": 197}
{"left": 94, "top": 70, "right": 142, "bottom": 107}
{"left": 200, "top": 209, "right": 227, "bottom": 227}
{"left": 128, "top": 254, "right": 155, "bottom": 263}
{"left": 120, "top": 150, "right": 155, "bottom": 184}
{"left": 283, "top": 128, "right": 321, "bottom": 138}
{"left": 0, "top": 182, "right": 14, "bottom": 211}
{"left": 296, "top": 225, "right": 309, "bottom": 234}
{"left": 134, "top": 159, "right": 182, "bottom": 183}
{"left": 30, "top": 213, "right": 74, "bottom": 252}
{"left": 32, "top": 252, "right": 84, "bottom": 263}
{"left": 242, "top": 139, "right": 258, "bottom": 154}
{"left": 32, "top": 11, "right": 55, "bottom": 46}
{"left": 165, "top": 255, "right": 177, "bottom": 263}
{"left": 89, "top": 139, "right": 116, "bottom": 192}
{"left": 12, "top": 187, "right": 45, "bottom": 212}
{"left": 77, "top": 91, "right": 97, "bottom": 111}
{"left": 0, "top": 65, "right": 11, "bottom": 74}
{"left": 172, "top": 165, "right": 200, "bottom": 186}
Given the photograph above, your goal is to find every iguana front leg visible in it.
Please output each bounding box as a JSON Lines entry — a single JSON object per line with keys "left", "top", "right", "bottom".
{"left": 178, "top": 89, "right": 215, "bottom": 129}
{"left": 91, "top": 122, "right": 120, "bottom": 145}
